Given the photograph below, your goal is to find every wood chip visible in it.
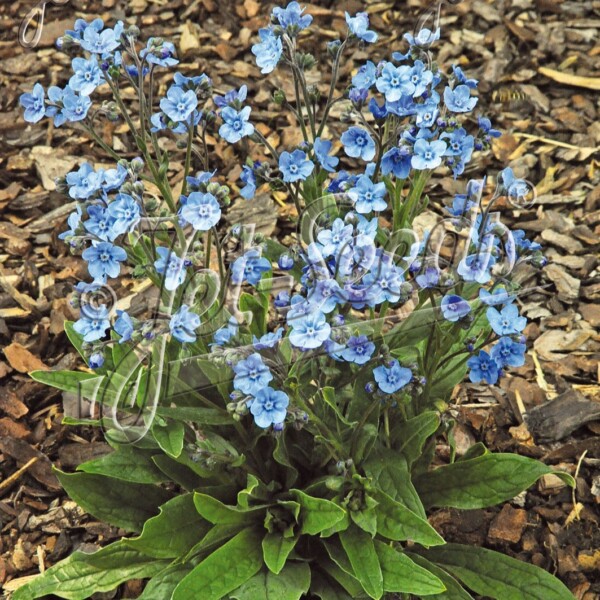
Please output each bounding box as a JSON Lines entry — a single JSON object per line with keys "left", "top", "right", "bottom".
{"left": 3, "top": 342, "right": 48, "bottom": 373}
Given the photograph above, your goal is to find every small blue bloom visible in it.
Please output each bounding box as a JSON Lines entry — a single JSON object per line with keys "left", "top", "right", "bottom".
{"left": 141, "top": 38, "right": 178, "bottom": 67}
{"left": 479, "top": 286, "right": 515, "bottom": 306}
{"left": 273, "top": 2, "right": 312, "bottom": 31}
{"left": 279, "top": 149, "right": 314, "bottom": 183}
{"left": 345, "top": 12, "right": 378, "bottom": 43}
{"left": 404, "top": 27, "right": 440, "bottom": 47}
{"left": 415, "top": 100, "right": 439, "bottom": 128}
{"left": 231, "top": 249, "right": 271, "bottom": 286}
{"left": 103, "top": 164, "right": 128, "bottom": 191}
{"left": 73, "top": 304, "right": 110, "bottom": 342}
{"left": 352, "top": 61, "right": 377, "bottom": 90}
{"left": 114, "top": 310, "right": 134, "bottom": 343}
{"left": 499, "top": 167, "right": 529, "bottom": 200}
{"left": 349, "top": 87, "right": 369, "bottom": 107}
{"left": 307, "top": 279, "right": 342, "bottom": 314}
{"left": 381, "top": 147, "right": 411, "bottom": 178}
{"left": 373, "top": 359, "right": 412, "bottom": 394}
{"left": 233, "top": 353, "right": 273, "bottom": 395}
{"left": 160, "top": 87, "right": 198, "bottom": 122}
{"left": 317, "top": 218, "right": 353, "bottom": 257}
{"left": 440, "top": 294, "right": 471, "bottom": 322}
{"left": 289, "top": 312, "right": 331, "bottom": 350}
{"left": 415, "top": 267, "right": 439, "bottom": 289}
{"left": 219, "top": 106, "right": 254, "bottom": 143}
{"left": 313, "top": 138, "right": 339, "bottom": 173}
{"left": 81, "top": 22, "right": 122, "bottom": 54}
{"left": 478, "top": 116, "right": 501, "bottom": 138}
{"left": 278, "top": 254, "right": 294, "bottom": 270}
{"left": 369, "top": 98, "right": 388, "bottom": 120}
{"left": 376, "top": 63, "right": 414, "bottom": 102}
{"left": 70, "top": 56, "right": 103, "bottom": 96}
{"left": 444, "top": 84, "right": 478, "bottom": 113}
{"left": 251, "top": 28, "right": 283, "bottom": 74}
{"left": 154, "top": 247, "right": 187, "bottom": 291}
{"left": 457, "top": 253, "right": 493, "bottom": 284}
{"left": 348, "top": 175, "right": 387, "bottom": 214}
{"left": 486, "top": 304, "right": 527, "bottom": 336}
{"left": 66, "top": 163, "right": 104, "bottom": 199}
{"left": 441, "top": 128, "right": 474, "bottom": 161}
{"left": 83, "top": 204, "right": 117, "bottom": 241}
{"left": 169, "top": 304, "right": 201, "bottom": 343}
{"left": 412, "top": 139, "right": 447, "bottom": 170}
{"left": 239, "top": 165, "right": 257, "bottom": 199}
{"left": 213, "top": 85, "right": 247, "bottom": 109}
{"left": 59, "top": 205, "right": 83, "bottom": 240}
{"left": 250, "top": 386, "right": 289, "bottom": 428}
{"left": 180, "top": 192, "right": 221, "bottom": 231}
{"left": 253, "top": 328, "right": 284, "bottom": 350}
{"left": 491, "top": 336, "right": 526, "bottom": 368}
{"left": 341, "top": 335, "right": 375, "bottom": 365}
{"left": 408, "top": 60, "right": 433, "bottom": 96}
{"left": 452, "top": 65, "right": 478, "bottom": 89}
{"left": 61, "top": 86, "right": 92, "bottom": 122}
{"left": 82, "top": 241, "right": 127, "bottom": 282}
{"left": 20, "top": 83, "right": 46, "bottom": 123}
{"left": 467, "top": 350, "right": 500, "bottom": 384}
{"left": 341, "top": 126, "right": 376, "bottom": 161}
{"left": 274, "top": 290, "right": 291, "bottom": 308}
{"left": 89, "top": 352, "right": 105, "bottom": 369}
{"left": 107, "top": 193, "right": 140, "bottom": 235}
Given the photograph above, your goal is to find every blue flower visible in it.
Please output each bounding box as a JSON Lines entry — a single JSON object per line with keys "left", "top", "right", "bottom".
{"left": 499, "top": 167, "right": 529, "bottom": 200}
{"left": 174, "top": 71, "right": 211, "bottom": 90}
{"left": 274, "top": 290, "right": 291, "bottom": 308}
{"left": 82, "top": 241, "right": 127, "bottom": 282}
{"left": 169, "top": 304, "right": 201, "bottom": 343}
{"left": 160, "top": 87, "right": 198, "bottom": 122}
{"left": 89, "top": 352, "right": 105, "bottom": 369}
{"left": 62, "top": 86, "right": 92, "bottom": 122}
{"left": 491, "top": 336, "right": 526, "bottom": 368}
{"left": 59, "top": 205, "right": 82, "bottom": 240}
{"left": 373, "top": 360, "right": 412, "bottom": 394}
{"left": 289, "top": 312, "right": 331, "bottom": 350}
{"left": 317, "top": 218, "right": 353, "bottom": 257}
{"left": 106, "top": 194, "right": 140, "bottom": 236}
{"left": 467, "top": 350, "right": 499, "bottom": 384}
{"left": 452, "top": 65, "right": 478, "bottom": 89}
{"left": 73, "top": 304, "right": 110, "bottom": 342}
{"left": 219, "top": 106, "right": 254, "bottom": 143}
{"left": 278, "top": 254, "right": 294, "bottom": 270}
{"left": 341, "top": 335, "right": 375, "bottom": 365}
{"left": 352, "top": 61, "right": 377, "bottom": 90}
{"left": 362, "top": 255, "right": 403, "bottom": 304}
{"left": 81, "top": 21, "right": 122, "bottom": 54}
{"left": 444, "top": 84, "right": 478, "bottom": 113}
{"left": 20, "top": 83, "right": 46, "bottom": 123}
{"left": 457, "top": 253, "right": 494, "bottom": 284}
{"left": 307, "top": 279, "right": 342, "bottom": 314}
{"left": 233, "top": 353, "right": 273, "bottom": 395}
{"left": 66, "top": 163, "right": 104, "bottom": 199}
{"left": 404, "top": 27, "right": 440, "bottom": 47}
{"left": 441, "top": 128, "right": 474, "bottom": 162}
{"left": 478, "top": 116, "right": 501, "bottom": 138}
{"left": 83, "top": 205, "right": 117, "bottom": 241}
{"left": 313, "top": 138, "right": 339, "bottom": 173}
{"left": 154, "top": 247, "right": 187, "bottom": 291}
{"left": 249, "top": 386, "right": 289, "bottom": 428}
{"left": 69, "top": 56, "right": 103, "bottom": 96}
{"left": 103, "top": 164, "right": 128, "bottom": 191}
{"left": 348, "top": 175, "right": 387, "bottom": 214}
{"left": 381, "top": 147, "right": 411, "bottom": 178}
{"left": 408, "top": 60, "right": 433, "bottom": 96}
{"left": 341, "top": 127, "right": 376, "bottom": 161}
{"left": 253, "top": 328, "right": 284, "bottom": 350}
{"left": 239, "top": 165, "right": 257, "bottom": 199}
{"left": 273, "top": 2, "right": 312, "bottom": 31}
{"left": 415, "top": 267, "right": 439, "bottom": 289}
{"left": 412, "top": 139, "right": 447, "bottom": 170}
{"left": 279, "top": 149, "right": 314, "bottom": 183}
{"left": 231, "top": 249, "right": 271, "bottom": 286}
{"left": 180, "top": 192, "right": 221, "bottom": 230}
{"left": 214, "top": 85, "right": 247, "bottom": 109}
{"left": 415, "top": 99, "right": 439, "bottom": 129}
{"left": 141, "top": 39, "right": 178, "bottom": 67}
{"left": 486, "top": 304, "right": 527, "bottom": 336}
{"left": 114, "top": 310, "right": 134, "bottom": 343}
{"left": 376, "top": 63, "right": 414, "bottom": 102}
{"left": 440, "top": 294, "right": 471, "bottom": 322}
{"left": 345, "top": 12, "right": 378, "bottom": 43}
{"left": 251, "top": 28, "right": 283, "bottom": 74}
{"left": 479, "top": 286, "right": 515, "bottom": 306}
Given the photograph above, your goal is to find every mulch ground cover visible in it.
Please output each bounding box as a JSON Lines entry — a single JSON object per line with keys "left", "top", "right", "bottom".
{"left": 0, "top": 0, "right": 599, "bottom": 597}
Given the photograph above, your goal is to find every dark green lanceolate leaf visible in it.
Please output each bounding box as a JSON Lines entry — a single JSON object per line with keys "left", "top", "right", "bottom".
{"left": 12, "top": 541, "right": 167, "bottom": 600}
{"left": 193, "top": 493, "right": 265, "bottom": 525}
{"left": 55, "top": 470, "right": 171, "bottom": 532}
{"left": 429, "top": 356, "right": 468, "bottom": 401}
{"left": 374, "top": 490, "right": 444, "bottom": 547}
{"left": 239, "top": 292, "right": 268, "bottom": 337}
{"left": 350, "top": 505, "right": 378, "bottom": 537}
{"left": 262, "top": 532, "right": 298, "bottom": 574}
{"left": 383, "top": 302, "right": 437, "bottom": 349}
{"left": 373, "top": 540, "right": 445, "bottom": 595}
{"left": 274, "top": 433, "right": 299, "bottom": 488}
{"left": 126, "top": 494, "right": 210, "bottom": 559}
{"left": 414, "top": 453, "right": 575, "bottom": 510}
{"left": 291, "top": 489, "right": 346, "bottom": 535}
{"left": 137, "top": 562, "right": 194, "bottom": 600}
{"left": 230, "top": 562, "right": 310, "bottom": 600}
{"left": 152, "top": 418, "right": 185, "bottom": 458}
{"left": 155, "top": 405, "right": 233, "bottom": 425}
{"left": 311, "top": 571, "right": 366, "bottom": 600}
{"left": 418, "top": 544, "right": 575, "bottom": 600}
{"left": 30, "top": 370, "right": 99, "bottom": 397}
{"left": 78, "top": 445, "right": 166, "bottom": 485}
{"left": 339, "top": 527, "right": 383, "bottom": 600}
{"left": 390, "top": 411, "right": 440, "bottom": 467}
{"left": 363, "top": 447, "right": 426, "bottom": 518}
{"left": 407, "top": 553, "right": 474, "bottom": 600}
{"left": 321, "top": 386, "right": 356, "bottom": 427}
{"left": 151, "top": 454, "right": 203, "bottom": 490}
{"left": 64, "top": 321, "right": 86, "bottom": 361}
{"left": 173, "top": 528, "right": 263, "bottom": 600}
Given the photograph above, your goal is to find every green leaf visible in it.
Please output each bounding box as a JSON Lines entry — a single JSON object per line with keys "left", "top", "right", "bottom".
{"left": 155, "top": 405, "right": 233, "bottom": 425}
{"left": 373, "top": 540, "right": 445, "bottom": 595}
{"left": 418, "top": 544, "right": 575, "bottom": 600}
{"left": 384, "top": 302, "right": 437, "bottom": 349}
{"left": 339, "top": 527, "right": 383, "bottom": 600}
{"left": 152, "top": 454, "right": 203, "bottom": 490}
{"left": 137, "top": 563, "right": 194, "bottom": 600}
{"left": 350, "top": 506, "right": 378, "bottom": 538}
{"left": 391, "top": 411, "right": 440, "bottom": 467}
{"left": 414, "top": 453, "right": 574, "bottom": 510}
{"left": 12, "top": 541, "right": 167, "bottom": 600}
{"left": 239, "top": 292, "right": 268, "bottom": 337}
{"left": 363, "top": 448, "right": 426, "bottom": 518}
{"left": 273, "top": 434, "right": 299, "bottom": 488}
{"left": 290, "top": 490, "right": 346, "bottom": 535}
{"left": 30, "top": 370, "right": 99, "bottom": 396}
{"left": 152, "top": 419, "right": 185, "bottom": 458}
{"left": 262, "top": 532, "right": 298, "bottom": 575}
{"left": 374, "top": 490, "right": 444, "bottom": 546}
{"left": 78, "top": 445, "right": 165, "bottom": 484}
{"left": 193, "top": 493, "right": 265, "bottom": 525}
{"left": 321, "top": 386, "right": 356, "bottom": 426}
{"left": 55, "top": 470, "right": 171, "bottom": 532}
{"left": 126, "top": 494, "right": 210, "bottom": 559}
{"left": 230, "top": 562, "right": 310, "bottom": 600}
{"left": 311, "top": 571, "right": 365, "bottom": 600}
{"left": 173, "top": 528, "right": 263, "bottom": 600}
{"left": 407, "top": 553, "right": 474, "bottom": 600}
{"left": 64, "top": 321, "right": 86, "bottom": 360}
{"left": 430, "top": 356, "right": 468, "bottom": 401}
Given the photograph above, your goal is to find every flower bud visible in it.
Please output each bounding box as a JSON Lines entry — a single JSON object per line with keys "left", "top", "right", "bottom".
{"left": 327, "top": 40, "right": 342, "bottom": 58}
{"left": 365, "top": 381, "right": 376, "bottom": 393}
{"left": 278, "top": 254, "right": 294, "bottom": 270}
{"left": 273, "top": 90, "right": 286, "bottom": 105}
{"left": 89, "top": 352, "right": 104, "bottom": 369}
